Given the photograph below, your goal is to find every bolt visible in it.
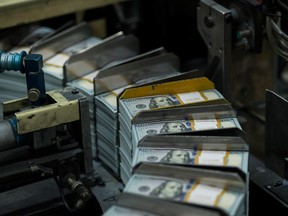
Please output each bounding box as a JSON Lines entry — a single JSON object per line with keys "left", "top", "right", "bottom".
{"left": 72, "top": 89, "right": 79, "bottom": 94}
{"left": 66, "top": 177, "right": 75, "bottom": 186}
{"left": 28, "top": 88, "right": 40, "bottom": 102}
{"left": 274, "top": 180, "right": 283, "bottom": 187}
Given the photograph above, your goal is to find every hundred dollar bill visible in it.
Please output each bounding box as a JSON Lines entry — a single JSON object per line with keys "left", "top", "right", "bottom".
{"left": 96, "top": 114, "right": 118, "bottom": 142}
{"left": 119, "top": 129, "right": 134, "bottom": 165}
{"left": 124, "top": 174, "right": 244, "bottom": 216}
{"left": 104, "top": 193, "right": 225, "bottom": 216}
{"left": 97, "top": 71, "right": 187, "bottom": 116}
{"left": 119, "top": 89, "right": 224, "bottom": 121}
{"left": 131, "top": 118, "right": 242, "bottom": 151}
{"left": 120, "top": 162, "right": 132, "bottom": 185}
{"left": 103, "top": 205, "right": 159, "bottom": 216}
{"left": 133, "top": 148, "right": 248, "bottom": 173}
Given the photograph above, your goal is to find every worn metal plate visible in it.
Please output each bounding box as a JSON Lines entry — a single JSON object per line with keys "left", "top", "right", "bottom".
{"left": 266, "top": 90, "right": 288, "bottom": 179}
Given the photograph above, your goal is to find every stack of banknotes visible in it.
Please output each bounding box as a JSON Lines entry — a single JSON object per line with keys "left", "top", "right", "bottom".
{"left": 95, "top": 85, "right": 131, "bottom": 174}
{"left": 101, "top": 69, "right": 250, "bottom": 215}
{"left": 117, "top": 77, "right": 244, "bottom": 183}
{"left": 104, "top": 162, "right": 249, "bottom": 216}
{"left": 120, "top": 117, "right": 244, "bottom": 182}
{"left": 132, "top": 135, "right": 248, "bottom": 174}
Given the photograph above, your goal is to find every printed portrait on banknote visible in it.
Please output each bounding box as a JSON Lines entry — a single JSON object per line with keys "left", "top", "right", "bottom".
{"left": 149, "top": 180, "right": 183, "bottom": 199}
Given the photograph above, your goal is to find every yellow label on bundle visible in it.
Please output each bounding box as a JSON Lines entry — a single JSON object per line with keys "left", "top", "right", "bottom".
{"left": 120, "top": 77, "right": 214, "bottom": 99}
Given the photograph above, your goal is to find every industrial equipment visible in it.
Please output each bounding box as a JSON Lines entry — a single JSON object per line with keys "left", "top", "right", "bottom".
{"left": 0, "top": 50, "right": 102, "bottom": 215}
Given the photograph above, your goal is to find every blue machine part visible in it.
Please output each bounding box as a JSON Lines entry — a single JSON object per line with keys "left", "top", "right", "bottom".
{"left": 7, "top": 117, "right": 29, "bottom": 147}
{"left": 0, "top": 50, "right": 27, "bottom": 73}
{"left": 0, "top": 50, "right": 47, "bottom": 106}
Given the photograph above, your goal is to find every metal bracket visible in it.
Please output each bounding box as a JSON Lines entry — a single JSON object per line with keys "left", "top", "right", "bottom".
{"left": 197, "top": 0, "right": 232, "bottom": 99}
{"left": 266, "top": 90, "right": 288, "bottom": 180}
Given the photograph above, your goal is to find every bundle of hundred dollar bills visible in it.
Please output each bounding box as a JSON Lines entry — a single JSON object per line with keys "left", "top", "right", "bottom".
{"left": 123, "top": 163, "right": 247, "bottom": 216}
{"left": 130, "top": 133, "right": 250, "bottom": 214}
{"left": 103, "top": 193, "right": 225, "bottom": 216}
{"left": 118, "top": 77, "right": 223, "bottom": 138}
{"left": 133, "top": 135, "right": 248, "bottom": 172}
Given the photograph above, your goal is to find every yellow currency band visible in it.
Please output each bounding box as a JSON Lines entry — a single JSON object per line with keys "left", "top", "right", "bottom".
{"left": 216, "top": 119, "right": 221, "bottom": 128}
{"left": 223, "top": 151, "right": 230, "bottom": 165}
{"left": 184, "top": 181, "right": 200, "bottom": 202}
{"left": 174, "top": 93, "right": 185, "bottom": 104}
{"left": 120, "top": 77, "right": 214, "bottom": 99}
{"left": 194, "top": 150, "right": 202, "bottom": 164}
{"left": 214, "top": 188, "right": 227, "bottom": 207}
{"left": 189, "top": 120, "right": 196, "bottom": 131}
{"left": 199, "top": 90, "right": 209, "bottom": 101}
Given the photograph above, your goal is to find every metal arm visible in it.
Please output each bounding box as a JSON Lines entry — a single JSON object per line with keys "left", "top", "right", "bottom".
{"left": 0, "top": 50, "right": 47, "bottom": 106}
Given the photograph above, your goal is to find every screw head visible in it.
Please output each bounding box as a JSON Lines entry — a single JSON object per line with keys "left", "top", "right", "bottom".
{"left": 72, "top": 89, "right": 79, "bottom": 94}
{"left": 28, "top": 88, "right": 40, "bottom": 101}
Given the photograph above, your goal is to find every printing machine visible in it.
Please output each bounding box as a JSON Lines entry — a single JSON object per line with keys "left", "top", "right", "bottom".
{"left": 1, "top": 0, "right": 288, "bottom": 215}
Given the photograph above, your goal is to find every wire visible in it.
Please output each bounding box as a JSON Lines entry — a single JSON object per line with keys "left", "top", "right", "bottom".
{"left": 278, "top": 0, "right": 288, "bottom": 11}
{"left": 30, "top": 164, "right": 78, "bottom": 213}
{"left": 266, "top": 11, "right": 288, "bottom": 60}
{"left": 266, "top": 12, "right": 282, "bottom": 17}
